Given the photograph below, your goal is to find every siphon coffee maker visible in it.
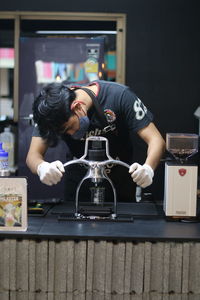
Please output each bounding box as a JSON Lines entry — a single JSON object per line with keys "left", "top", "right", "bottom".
{"left": 164, "top": 133, "right": 199, "bottom": 217}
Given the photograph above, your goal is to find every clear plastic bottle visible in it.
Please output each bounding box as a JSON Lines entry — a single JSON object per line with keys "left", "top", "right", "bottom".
{"left": 0, "top": 127, "right": 15, "bottom": 168}
{"left": 0, "top": 142, "right": 10, "bottom": 176}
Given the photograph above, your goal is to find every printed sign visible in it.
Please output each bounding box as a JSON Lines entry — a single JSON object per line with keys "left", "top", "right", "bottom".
{"left": 0, "top": 177, "right": 27, "bottom": 231}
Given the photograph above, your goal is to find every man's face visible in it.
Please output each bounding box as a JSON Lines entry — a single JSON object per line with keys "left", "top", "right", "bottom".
{"left": 60, "top": 113, "right": 80, "bottom": 136}
{"left": 60, "top": 99, "right": 87, "bottom": 136}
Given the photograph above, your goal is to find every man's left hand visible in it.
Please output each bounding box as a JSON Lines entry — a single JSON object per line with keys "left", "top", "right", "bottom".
{"left": 129, "top": 163, "right": 154, "bottom": 188}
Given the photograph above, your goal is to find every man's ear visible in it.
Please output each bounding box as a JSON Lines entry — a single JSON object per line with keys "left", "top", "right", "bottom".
{"left": 70, "top": 100, "right": 85, "bottom": 112}
{"left": 71, "top": 101, "right": 82, "bottom": 112}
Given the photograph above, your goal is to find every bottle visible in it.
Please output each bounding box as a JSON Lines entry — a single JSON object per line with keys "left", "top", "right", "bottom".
{"left": 0, "top": 142, "right": 10, "bottom": 176}
{"left": 0, "top": 127, "right": 15, "bottom": 168}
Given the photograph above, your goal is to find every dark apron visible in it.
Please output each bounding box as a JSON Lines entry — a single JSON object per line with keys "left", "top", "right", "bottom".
{"left": 63, "top": 88, "right": 136, "bottom": 202}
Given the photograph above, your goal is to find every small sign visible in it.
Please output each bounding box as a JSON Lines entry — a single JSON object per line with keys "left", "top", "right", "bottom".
{"left": 0, "top": 177, "right": 27, "bottom": 231}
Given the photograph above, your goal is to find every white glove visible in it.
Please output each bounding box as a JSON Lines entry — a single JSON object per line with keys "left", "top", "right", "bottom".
{"left": 129, "top": 163, "right": 154, "bottom": 188}
{"left": 37, "top": 161, "right": 65, "bottom": 186}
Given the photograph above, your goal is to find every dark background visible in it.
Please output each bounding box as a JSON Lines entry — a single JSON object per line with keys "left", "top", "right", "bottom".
{"left": 0, "top": 0, "right": 199, "bottom": 200}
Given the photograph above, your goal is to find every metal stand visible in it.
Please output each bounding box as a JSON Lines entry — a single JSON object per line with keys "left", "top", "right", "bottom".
{"left": 63, "top": 137, "right": 130, "bottom": 219}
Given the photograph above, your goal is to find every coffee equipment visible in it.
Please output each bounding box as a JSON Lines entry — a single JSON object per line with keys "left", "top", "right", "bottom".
{"left": 164, "top": 133, "right": 199, "bottom": 217}
{"left": 64, "top": 136, "right": 130, "bottom": 219}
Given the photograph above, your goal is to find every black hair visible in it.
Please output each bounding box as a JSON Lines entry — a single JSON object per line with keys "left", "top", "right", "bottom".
{"left": 33, "top": 82, "right": 76, "bottom": 147}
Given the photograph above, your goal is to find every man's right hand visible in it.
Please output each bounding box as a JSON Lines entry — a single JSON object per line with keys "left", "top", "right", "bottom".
{"left": 37, "top": 161, "right": 65, "bottom": 185}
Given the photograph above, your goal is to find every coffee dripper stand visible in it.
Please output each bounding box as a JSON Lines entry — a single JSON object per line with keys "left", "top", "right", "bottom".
{"left": 63, "top": 136, "right": 130, "bottom": 219}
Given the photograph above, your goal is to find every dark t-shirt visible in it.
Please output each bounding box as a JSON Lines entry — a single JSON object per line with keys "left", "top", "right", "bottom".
{"left": 33, "top": 80, "right": 153, "bottom": 202}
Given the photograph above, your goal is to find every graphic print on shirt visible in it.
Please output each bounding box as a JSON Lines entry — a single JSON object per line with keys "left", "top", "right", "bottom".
{"left": 104, "top": 109, "right": 116, "bottom": 123}
{"left": 133, "top": 98, "right": 147, "bottom": 120}
{"left": 85, "top": 109, "right": 116, "bottom": 139}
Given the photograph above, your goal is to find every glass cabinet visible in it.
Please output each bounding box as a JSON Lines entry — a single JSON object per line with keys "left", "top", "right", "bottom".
{"left": 0, "top": 11, "right": 126, "bottom": 123}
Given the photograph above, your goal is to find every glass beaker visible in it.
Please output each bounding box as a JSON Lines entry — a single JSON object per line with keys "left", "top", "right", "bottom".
{"left": 90, "top": 186, "right": 105, "bottom": 205}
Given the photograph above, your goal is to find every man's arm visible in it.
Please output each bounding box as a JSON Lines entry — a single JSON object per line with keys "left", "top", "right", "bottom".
{"left": 129, "top": 122, "right": 165, "bottom": 188}
{"left": 137, "top": 122, "right": 165, "bottom": 170}
{"left": 26, "top": 136, "right": 48, "bottom": 174}
{"left": 26, "top": 136, "right": 65, "bottom": 186}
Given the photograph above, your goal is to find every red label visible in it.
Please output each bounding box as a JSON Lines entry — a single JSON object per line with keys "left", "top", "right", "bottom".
{"left": 179, "top": 168, "right": 186, "bottom": 176}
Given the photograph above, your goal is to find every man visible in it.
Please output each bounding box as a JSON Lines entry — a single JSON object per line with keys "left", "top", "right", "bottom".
{"left": 26, "top": 80, "right": 165, "bottom": 201}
